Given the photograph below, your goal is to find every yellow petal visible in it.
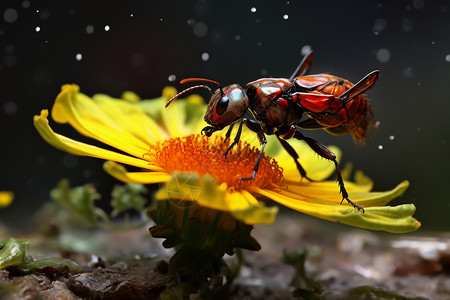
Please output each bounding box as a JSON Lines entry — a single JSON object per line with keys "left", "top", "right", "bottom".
{"left": 103, "top": 161, "right": 170, "bottom": 183}
{"left": 155, "top": 172, "right": 278, "bottom": 225}
{"left": 250, "top": 182, "right": 420, "bottom": 233}
{"left": 228, "top": 190, "right": 278, "bottom": 225}
{"left": 33, "top": 110, "right": 152, "bottom": 170}
{"left": 92, "top": 93, "right": 167, "bottom": 144}
{"left": 161, "top": 97, "right": 189, "bottom": 137}
{"left": 0, "top": 191, "right": 13, "bottom": 208}
{"left": 281, "top": 174, "right": 375, "bottom": 204}
{"left": 51, "top": 84, "right": 150, "bottom": 158}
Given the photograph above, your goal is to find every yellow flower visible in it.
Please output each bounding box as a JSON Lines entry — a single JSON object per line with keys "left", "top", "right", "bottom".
{"left": 33, "top": 84, "right": 420, "bottom": 233}
{"left": 0, "top": 191, "right": 13, "bottom": 208}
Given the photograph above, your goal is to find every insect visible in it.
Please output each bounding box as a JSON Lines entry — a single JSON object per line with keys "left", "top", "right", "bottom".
{"left": 166, "top": 51, "right": 380, "bottom": 212}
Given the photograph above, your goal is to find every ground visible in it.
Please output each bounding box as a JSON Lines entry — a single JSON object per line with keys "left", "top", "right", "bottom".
{"left": 1, "top": 214, "right": 449, "bottom": 299}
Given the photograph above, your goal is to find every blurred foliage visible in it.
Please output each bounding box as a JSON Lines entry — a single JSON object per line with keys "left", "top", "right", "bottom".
{"left": 0, "top": 237, "right": 82, "bottom": 275}
{"left": 37, "top": 179, "right": 151, "bottom": 232}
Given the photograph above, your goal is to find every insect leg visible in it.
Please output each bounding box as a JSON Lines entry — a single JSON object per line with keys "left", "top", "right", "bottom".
{"left": 240, "top": 118, "right": 267, "bottom": 181}
{"left": 224, "top": 121, "right": 243, "bottom": 158}
{"left": 224, "top": 123, "right": 235, "bottom": 141}
{"left": 293, "top": 131, "right": 365, "bottom": 212}
{"left": 276, "top": 136, "right": 313, "bottom": 182}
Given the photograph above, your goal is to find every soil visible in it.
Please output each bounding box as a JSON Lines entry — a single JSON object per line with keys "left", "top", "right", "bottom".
{"left": 1, "top": 214, "right": 449, "bottom": 300}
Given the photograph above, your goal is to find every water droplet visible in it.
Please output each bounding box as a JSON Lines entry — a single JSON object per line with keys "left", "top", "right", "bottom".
{"left": 201, "top": 52, "right": 209, "bottom": 61}
{"left": 301, "top": 45, "right": 312, "bottom": 56}
{"left": 378, "top": 145, "right": 384, "bottom": 150}
{"left": 86, "top": 25, "right": 94, "bottom": 34}
{"left": 3, "top": 8, "right": 18, "bottom": 23}
{"left": 5, "top": 44, "right": 14, "bottom": 54}
{"left": 35, "top": 26, "right": 41, "bottom": 32}
{"left": 412, "top": 0, "right": 425, "bottom": 9}
{"left": 3, "top": 100, "right": 18, "bottom": 115}
{"left": 376, "top": 48, "right": 390, "bottom": 63}
{"left": 168, "top": 74, "right": 176, "bottom": 82}
{"left": 373, "top": 18, "right": 387, "bottom": 32}
{"left": 403, "top": 67, "right": 413, "bottom": 78}
{"left": 193, "top": 22, "right": 208, "bottom": 37}
{"left": 3, "top": 55, "right": 17, "bottom": 67}
{"left": 283, "top": 14, "right": 289, "bottom": 20}
{"left": 75, "top": 53, "right": 82, "bottom": 61}
{"left": 250, "top": 7, "right": 257, "bottom": 13}
{"left": 131, "top": 53, "right": 145, "bottom": 66}
{"left": 389, "top": 135, "right": 395, "bottom": 141}
{"left": 445, "top": 54, "right": 450, "bottom": 62}
{"left": 22, "top": 1, "right": 31, "bottom": 9}
{"left": 104, "top": 25, "right": 110, "bottom": 31}
{"left": 63, "top": 154, "right": 79, "bottom": 169}
{"left": 401, "top": 18, "right": 413, "bottom": 32}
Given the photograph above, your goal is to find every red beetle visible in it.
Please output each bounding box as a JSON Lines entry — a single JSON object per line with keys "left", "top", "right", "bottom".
{"left": 166, "top": 52, "right": 380, "bottom": 212}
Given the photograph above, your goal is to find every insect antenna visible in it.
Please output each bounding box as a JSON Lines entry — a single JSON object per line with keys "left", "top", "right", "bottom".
{"left": 165, "top": 85, "right": 213, "bottom": 108}
{"left": 181, "top": 78, "right": 225, "bottom": 97}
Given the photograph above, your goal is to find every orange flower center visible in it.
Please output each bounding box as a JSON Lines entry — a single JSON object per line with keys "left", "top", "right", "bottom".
{"left": 144, "top": 134, "right": 283, "bottom": 189}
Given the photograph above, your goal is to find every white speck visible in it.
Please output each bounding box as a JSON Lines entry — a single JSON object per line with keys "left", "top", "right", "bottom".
{"left": 431, "top": 41, "right": 435, "bottom": 45}
{"left": 375, "top": 120, "right": 381, "bottom": 127}
{"left": 389, "top": 135, "right": 395, "bottom": 141}
{"left": 75, "top": 53, "right": 83, "bottom": 61}
{"left": 250, "top": 7, "right": 257, "bottom": 13}
{"left": 86, "top": 25, "right": 94, "bottom": 34}
{"left": 160, "top": 18, "right": 163, "bottom": 21}
{"left": 130, "top": 13, "right": 134, "bottom": 17}
{"left": 104, "top": 25, "right": 110, "bottom": 31}
{"left": 193, "top": 22, "right": 208, "bottom": 37}
{"left": 256, "top": 41, "right": 262, "bottom": 47}
{"left": 301, "top": 45, "right": 312, "bottom": 56}
{"left": 201, "top": 52, "right": 209, "bottom": 61}
{"left": 3, "top": 8, "right": 18, "bottom": 23}
{"left": 445, "top": 54, "right": 450, "bottom": 62}
{"left": 187, "top": 19, "right": 195, "bottom": 26}
{"left": 36, "top": 9, "right": 39, "bottom": 13}
{"left": 378, "top": 145, "right": 384, "bottom": 150}
{"left": 283, "top": 14, "right": 289, "bottom": 20}
{"left": 168, "top": 74, "right": 176, "bottom": 82}
{"left": 35, "top": 26, "right": 41, "bottom": 32}
{"left": 235, "top": 35, "right": 241, "bottom": 41}
{"left": 376, "top": 48, "right": 390, "bottom": 63}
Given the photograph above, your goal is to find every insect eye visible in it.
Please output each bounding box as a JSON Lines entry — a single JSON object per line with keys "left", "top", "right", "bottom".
{"left": 216, "top": 96, "right": 229, "bottom": 115}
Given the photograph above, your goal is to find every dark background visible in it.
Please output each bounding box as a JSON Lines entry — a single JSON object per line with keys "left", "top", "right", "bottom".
{"left": 1, "top": 0, "right": 449, "bottom": 231}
